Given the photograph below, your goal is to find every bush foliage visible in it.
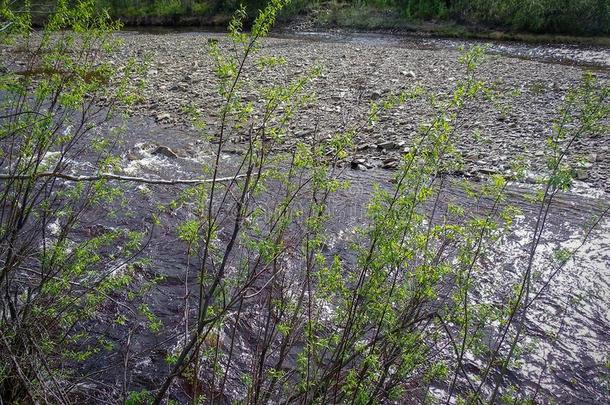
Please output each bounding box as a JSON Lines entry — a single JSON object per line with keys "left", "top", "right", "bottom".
{"left": 340, "top": 0, "right": 610, "bottom": 35}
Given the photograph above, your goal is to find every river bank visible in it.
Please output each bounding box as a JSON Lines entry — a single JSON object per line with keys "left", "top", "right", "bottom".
{"left": 111, "top": 17, "right": 610, "bottom": 48}
{"left": 25, "top": 0, "right": 610, "bottom": 46}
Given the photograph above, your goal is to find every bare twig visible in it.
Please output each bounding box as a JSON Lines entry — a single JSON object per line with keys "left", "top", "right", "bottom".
{"left": 0, "top": 171, "right": 250, "bottom": 185}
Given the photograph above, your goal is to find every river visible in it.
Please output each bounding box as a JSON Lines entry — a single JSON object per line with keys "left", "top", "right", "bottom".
{"left": 16, "top": 29, "right": 607, "bottom": 403}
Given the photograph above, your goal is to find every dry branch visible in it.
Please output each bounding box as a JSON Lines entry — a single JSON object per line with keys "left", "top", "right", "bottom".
{"left": 0, "top": 171, "right": 249, "bottom": 185}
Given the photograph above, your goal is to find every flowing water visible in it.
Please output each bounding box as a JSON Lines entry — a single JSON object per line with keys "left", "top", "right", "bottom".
{"left": 58, "top": 30, "right": 610, "bottom": 402}
{"left": 72, "top": 112, "right": 610, "bottom": 403}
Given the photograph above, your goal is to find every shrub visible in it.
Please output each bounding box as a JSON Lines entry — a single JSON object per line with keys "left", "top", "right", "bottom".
{"left": 0, "top": 0, "right": 147, "bottom": 401}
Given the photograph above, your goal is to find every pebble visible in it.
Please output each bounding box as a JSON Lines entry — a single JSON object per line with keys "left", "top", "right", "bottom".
{"left": 400, "top": 70, "right": 416, "bottom": 78}
{"left": 155, "top": 112, "right": 171, "bottom": 122}
{"left": 377, "top": 140, "right": 396, "bottom": 150}
{"left": 97, "top": 33, "right": 609, "bottom": 191}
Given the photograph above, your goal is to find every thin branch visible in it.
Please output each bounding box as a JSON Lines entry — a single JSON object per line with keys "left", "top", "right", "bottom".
{"left": 0, "top": 171, "right": 250, "bottom": 185}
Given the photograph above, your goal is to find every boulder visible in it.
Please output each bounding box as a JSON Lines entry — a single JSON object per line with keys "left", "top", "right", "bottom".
{"left": 152, "top": 145, "right": 179, "bottom": 159}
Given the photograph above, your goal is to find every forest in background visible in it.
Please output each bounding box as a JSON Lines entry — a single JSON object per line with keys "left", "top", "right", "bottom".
{"left": 20, "top": 0, "right": 610, "bottom": 36}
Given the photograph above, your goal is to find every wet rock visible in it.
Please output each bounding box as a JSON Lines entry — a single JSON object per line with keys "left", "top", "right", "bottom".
{"left": 574, "top": 168, "right": 589, "bottom": 180}
{"left": 172, "top": 147, "right": 191, "bottom": 158}
{"left": 382, "top": 157, "right": 399, "bottom": 169}
{"left": 152, "top": 145, "right": 179, "bottom": 159}
{"left": 524, "top": 172, "right": 541, "bottom": 184}
{"left": 578, "top": 162, "right": 594, "bottom": 170}
{"left": 351, "top": 158, "right": 368, "bottom": 170}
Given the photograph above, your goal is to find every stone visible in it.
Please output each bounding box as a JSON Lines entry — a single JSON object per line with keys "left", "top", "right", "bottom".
{"left": 578, "top": 162, "right": 593, "bottom": 170}
{"left": 370, "top": 90, "right": 383, "bottom": 100}
{"left": 400, "top": 70, "right": 416, "bottom": 78}
{"left": 382, "top": 158, "right": 399, "bottom": 169}
{"left": 169, "top": 83, "right": 189, "bottom": 92}
{"left": 155, "top": 113, "right": 171, "bottom": 122}
{"left": 477, "top": 167, "right": 498, "bottom": 175}
{"left": 574, "top": 168, "right": 588, "bottom": 180}
{"left": 296, "top": 129, "right": 314, "bottom": 138}
{"left": 377, "top": 141, "right": 396, "bottom": 150}
{"left": 524, "top": 173, "right": 540, "bottom": 184}
{"left": 172, "top": 148, "right": 191, "bottom": 158}
{"left": 351, "top": 158, "right": 367, "bottom": 170}
{"left": 152, "top": 145, "right": 179, "bottom": 159}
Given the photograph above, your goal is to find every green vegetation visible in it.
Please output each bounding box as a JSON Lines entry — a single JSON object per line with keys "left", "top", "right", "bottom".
{"left": 1, "top": 0, "right": 609, "bottom": 404}
{"left": 98, "top": 0, "right": 213, "bottom": 19}
{"left": 0, "top": 0, "right": 149, "bottom": 402}
{"left": 12, "top": 0, "right": 610, "bottom": 36}
{"left": 316, "top": 0, "right": 610, "bottom": 36}
{"left": 103, "top": 0, "right": 610, "bottom": 35}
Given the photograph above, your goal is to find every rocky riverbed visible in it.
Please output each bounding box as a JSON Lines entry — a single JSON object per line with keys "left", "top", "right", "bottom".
{"left": 107, "top": 30, "right": 610, "bottom": 191}
{"left": 98, "top": 31, "right": 608, "bottom": 403}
